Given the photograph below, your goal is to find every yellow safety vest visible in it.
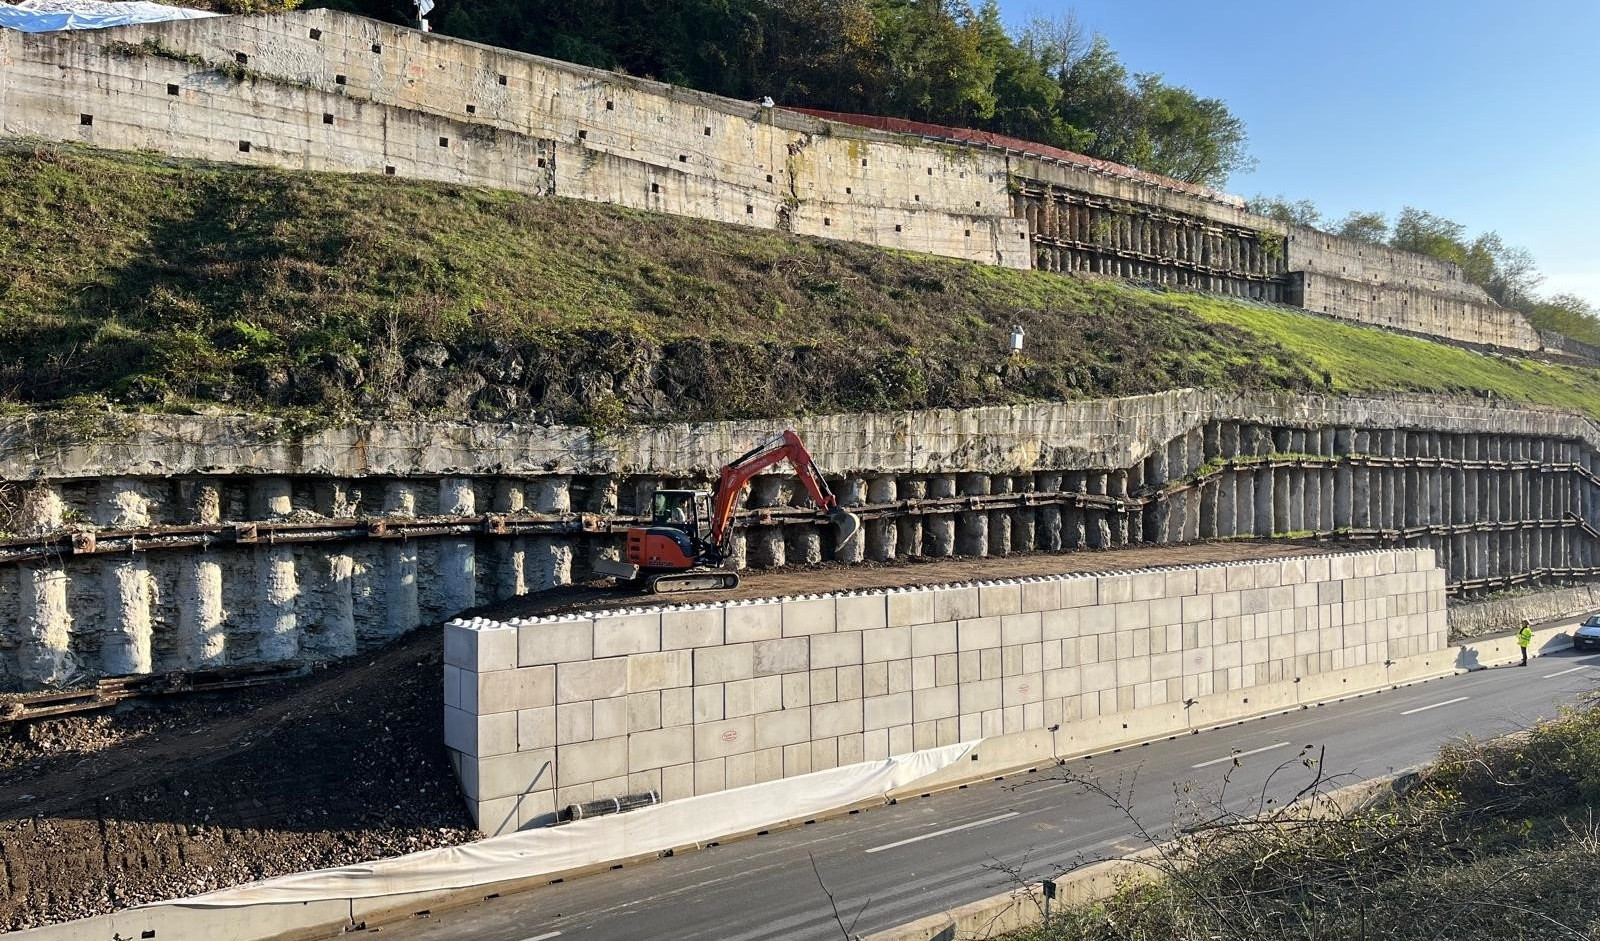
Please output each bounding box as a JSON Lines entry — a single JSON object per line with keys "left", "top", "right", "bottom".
{"left": 1518, "top": 627, "right": 1533, "bottom": 648}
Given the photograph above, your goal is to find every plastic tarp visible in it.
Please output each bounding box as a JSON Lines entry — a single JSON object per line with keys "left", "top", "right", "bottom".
{"left": 151, "top": 740, "right": 979, "bottom": 908}
{"left": 0, "top": 0, "right": 219, "bottom": 33}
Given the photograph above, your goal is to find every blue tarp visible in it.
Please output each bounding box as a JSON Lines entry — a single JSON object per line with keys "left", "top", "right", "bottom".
{"left": 0, "top": 0, "right": 219, "bottom": 32}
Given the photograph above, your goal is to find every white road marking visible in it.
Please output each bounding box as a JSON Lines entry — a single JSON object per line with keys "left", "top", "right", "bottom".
{"left": 1399, "top": 696, "right": 1468, "bottom": 716}
{"left": 1192, "top": 741, "right": 1291, "bottom": 769}
{"left": 1542, "top": 665, "right": 1595, "bottom": 678}
{"left": 864, "top": 811, "right": 1020, "bottom": 854}
{"left": 521, "top": 932, "right": 561, "bottom": 941}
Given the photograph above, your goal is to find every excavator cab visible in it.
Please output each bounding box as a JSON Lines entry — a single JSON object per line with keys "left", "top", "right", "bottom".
{"left": 650, "top": 490, "right": 710, "bottom": 538}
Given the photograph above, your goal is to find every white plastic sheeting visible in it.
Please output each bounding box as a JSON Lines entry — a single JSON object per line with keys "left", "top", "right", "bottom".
{"left": 0, "top": 0, "right": 219, "bottom": 33}
{"left": 153, "top": 740, "right": 979, "bottom": 908}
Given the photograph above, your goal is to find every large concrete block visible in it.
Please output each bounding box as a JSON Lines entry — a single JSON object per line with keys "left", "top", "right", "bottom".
{"left": 1114, "top": 602, "right": 1150, "bottom": 630}
{"left": 694, "top": 757, "right": 726, "bottom": 795}
{"left": 1131, "top": 572, "right": 1166, "bottom": 601}
{"left": 695, "top": 642, "right": 754, "bottom": 684}
{"left": 518, "top": 706, "right": 556, "bottom": 750}
{"left": 753, "top": 637, "right": 810, "bottom": 676}
{"left": 444, "top": 705, "right": 517, "bottom": 758}
{"left": 957, "top": 616, "right": 1001, "bottom": 650}
{"left": 725, "top": 601, "right": 782, "bottom": 642}
{"left": 593, "top": 696, "right": 627, "bottom": 740}
{"left": 1001, "top": 611, "right": 1042, "bottom": 645}
{"left": 978, "top": 583, "right": 1022, "bottom": 616}
{"left": 1044, "top": 666, "right": 1081, "bottom": 699}
{"left": 912, "top": 620, "right": 958, "bottom": 657}
{"left": 445, "top": 622, "right": 517, "bottom": 672}
{"left": 556, "top": 702, "right": 593, "bottom": 745}
{"left": 467, "top": 747, "right": 555, "bottom": 800}
{"left": 811, "top": 699, "right": 863, "bottom": 737}
{"left": 557, "top": 736, "right": 629, "bottom": 787}
{"left": 863, "top": 692, "right": 913, "bottom": 730}
{"left": 932, "top": 586, "right": 980, "bottom": 622}
{"left": 782, "top": 597, "right": 837, "bottom": 636}
{"left": 1021, "top": 580, "right": 1061, "bottom": 613}
{"left": 756, "top": 708, "right": 812, "bottom": 748}
{"left": 836, "top": 592, "right": 887, "bottom": 631}
{"left": 661, "top": 607, "right": 724, "bottom": 649}
{"left": 1002, "top": 672, "right": 1042, "bottom": 707}
{"left": 1097, "top": 574, "right": 1132, "bottom": 604}
{"left": 469, "top": 666, "right": 555, "bottom": 714}
{"left": 1164, "top": 570, "right": 1198, "bottom": 597}
{"left": 627, "top": 692, "right": 661, "bottom": 733}
{"left": 886, "top": 589, "right": 935, "bottom": 627}
{"left": 862, "top": 625, "right": 911, "bottom": 662}
{"left": 1147, "top": 597, "right": 1181, "bottom": 627}
{"left": 592, "top": 612, "right": 661, "bottom": 658}
{"left": 628, "top": 726, "right": 694, "bottom": 772}
{"left": 556, "top": 659, "right": 626, "bottom": 703}
{"left": 959, "top": 678, "right": 1001, "bottom": 713}
{"left": 661, "top": 687, "right": 694, "bottom": 727}
{"left": 519, "top": 618, "right": 593, "bottom": 666}
{"left": 626, "top": 649, "right": 692, "bottom": 691}
{"left": 1061, "top": 577, "right": 1098, "bottom": 608}
{"left": 695, "top": 716, "right": 755, "bottom": 759}
{"left": 913, "top": 684, "right": 959, "bottom": 720}
{"left": 812, "top": 631, "right": 863, "bottom": 669}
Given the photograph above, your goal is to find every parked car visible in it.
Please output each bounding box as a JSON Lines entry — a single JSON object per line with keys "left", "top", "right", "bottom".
{"left": 1575, "top": 615, "right": 1600, "bottom": 651}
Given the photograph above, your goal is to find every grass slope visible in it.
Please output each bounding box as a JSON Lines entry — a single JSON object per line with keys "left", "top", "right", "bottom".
{"left": 2, "top": 144, "right": 1598, "bottom": 425}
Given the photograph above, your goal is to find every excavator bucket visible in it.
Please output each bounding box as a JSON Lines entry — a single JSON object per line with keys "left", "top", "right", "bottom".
{"left": 827, "top": 506, "right": 864, "bottom": 548}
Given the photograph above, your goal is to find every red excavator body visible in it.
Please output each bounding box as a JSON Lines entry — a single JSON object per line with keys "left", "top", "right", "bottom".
{"left": 601, "top": 431, "right": 862, "bottom": 594}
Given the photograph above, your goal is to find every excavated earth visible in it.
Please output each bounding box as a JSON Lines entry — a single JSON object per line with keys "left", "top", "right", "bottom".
{"left": 0, "top": 540, "right": 1325, "bottom": 930}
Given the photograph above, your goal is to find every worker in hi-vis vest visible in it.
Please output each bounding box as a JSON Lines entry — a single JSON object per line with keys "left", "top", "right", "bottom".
{"left": 1518, "top": 620, "right": 1534, "bottom": 667}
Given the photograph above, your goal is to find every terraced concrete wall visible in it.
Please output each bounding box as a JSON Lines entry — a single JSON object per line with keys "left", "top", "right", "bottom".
{"left": 0, "top": 11, "right": 1536, "bottom": 349}
{"left": 1, "top": 390, "right": 1594, "bottom": 689}
{"left": 444, "top": 548, "right": 1447, "bottom": 834}
{"left": 0, "top": 10, "right": 1027, "bottom": 268}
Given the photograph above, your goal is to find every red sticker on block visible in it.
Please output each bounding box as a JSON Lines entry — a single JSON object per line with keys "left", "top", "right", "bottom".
{"left": 721, "top": 729, "right": 739, "bottom": 743}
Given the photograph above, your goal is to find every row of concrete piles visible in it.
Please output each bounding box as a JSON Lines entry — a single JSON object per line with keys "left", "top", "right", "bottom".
{"left": 734, "top": 424, "right": 1596, "bottom": 587}
{"left": 7, "top": 422, "right": 1596, "bottom": 685}
{"left": 12, "top": 475, "right": 580, "bottom": 684}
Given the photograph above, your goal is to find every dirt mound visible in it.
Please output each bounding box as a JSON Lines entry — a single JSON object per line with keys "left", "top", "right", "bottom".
{"left": 0, "top": 626, "right": 474, "bottom": 931}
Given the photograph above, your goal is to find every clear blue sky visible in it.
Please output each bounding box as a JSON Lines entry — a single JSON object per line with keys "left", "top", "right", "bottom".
{"left": 1000, "top": 0, "right": 1599, "bottom": 306}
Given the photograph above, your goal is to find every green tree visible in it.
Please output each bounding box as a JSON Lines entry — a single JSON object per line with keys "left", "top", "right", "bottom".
{"left": 1132, "top": 75, "right": 1251, "bottom": 187}
{"left": 1335, "top": 210, "right": 1388, "bottom": 245}
{"left": 1247, "top": 195, "right": 1323, "bottom": 228}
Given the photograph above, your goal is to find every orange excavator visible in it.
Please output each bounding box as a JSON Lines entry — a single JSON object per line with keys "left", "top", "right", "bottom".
{"left": 594, "top": 430, "right": 863, "bottom": 594}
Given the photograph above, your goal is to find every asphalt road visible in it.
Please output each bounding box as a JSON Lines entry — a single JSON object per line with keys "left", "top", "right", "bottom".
{"left": 377, "top": 651, "right": 1600, "bottom": 941}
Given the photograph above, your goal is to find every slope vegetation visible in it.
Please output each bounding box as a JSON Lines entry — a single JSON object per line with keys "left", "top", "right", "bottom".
{"left": 3, "top": 144, "right": 1599, "bottom": 425}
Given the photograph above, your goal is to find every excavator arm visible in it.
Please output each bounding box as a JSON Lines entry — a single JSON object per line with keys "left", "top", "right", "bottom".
{"left": 706, "top": 430, "right": 862, "bottom": 553}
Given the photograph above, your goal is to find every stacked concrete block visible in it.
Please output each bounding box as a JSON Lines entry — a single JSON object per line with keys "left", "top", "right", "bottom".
{"left": 446, "top": 548, "right": 1447, "bottom": 836}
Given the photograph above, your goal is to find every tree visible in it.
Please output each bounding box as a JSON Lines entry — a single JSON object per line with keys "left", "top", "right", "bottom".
{"left": 1247, "top": 195, "right": 1323, "bottom": 228}
{"left": 1390, "top": 207, "right": 1469, "bottom": 266}
{"left": 1335, "top": 210, "right": 1388, "bottom": 245}
{"left": 1133, "top": 76, "right": 1252, "bottom": 187}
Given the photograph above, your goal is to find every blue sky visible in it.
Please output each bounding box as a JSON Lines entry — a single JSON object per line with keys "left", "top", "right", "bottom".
{"left": 999, "top": 0, "right": 1599, "bottom": 306}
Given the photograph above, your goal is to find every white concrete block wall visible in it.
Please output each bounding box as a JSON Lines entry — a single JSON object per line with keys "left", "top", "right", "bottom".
{"left": 446, "top": 547, "right": 1447, "bottom": 835}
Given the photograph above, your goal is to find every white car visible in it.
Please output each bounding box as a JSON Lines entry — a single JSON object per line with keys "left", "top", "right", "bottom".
{"left": 1576, "top": 615, "right": 1600, "bottom": 652}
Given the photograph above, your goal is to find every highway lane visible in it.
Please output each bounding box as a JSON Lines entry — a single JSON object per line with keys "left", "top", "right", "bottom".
{"left": 378, "top": 652, "right": 1600, "bottom": 941}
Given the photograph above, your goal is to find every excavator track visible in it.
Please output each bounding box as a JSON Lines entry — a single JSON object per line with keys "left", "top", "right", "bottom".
{"left": 644, "top": 570, "right": 742, "bottom": 594}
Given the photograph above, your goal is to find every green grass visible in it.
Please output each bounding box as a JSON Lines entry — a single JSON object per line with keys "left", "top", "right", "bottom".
{"left": 2, "top": 143, "right": 1598, "bottom": 425}
{"left": 1184, "top": 296, "right": 1600, "bottom": 416}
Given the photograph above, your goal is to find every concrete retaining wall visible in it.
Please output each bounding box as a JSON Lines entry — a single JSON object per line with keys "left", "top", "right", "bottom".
{"left": 1, "top": 390, "right": 1595, "bottom": 689}
{"left": 0, "top": 10, "right": 1535, "bottom": 349}
{"left": 1448, "top": 585, "right": 1600, "bottom": 640}
{"left": 445, "top": 548, "right": 1446, "bottom": 834}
